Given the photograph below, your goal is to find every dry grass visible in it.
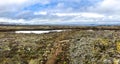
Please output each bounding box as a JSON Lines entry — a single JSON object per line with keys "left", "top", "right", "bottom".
{"left": 0, "top": 29, "right": 120, "bottom": 64}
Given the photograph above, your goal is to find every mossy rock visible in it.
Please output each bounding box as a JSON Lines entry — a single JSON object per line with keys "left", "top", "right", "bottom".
{"left": 116, "top": 41, "right": 120, "bottom": 53}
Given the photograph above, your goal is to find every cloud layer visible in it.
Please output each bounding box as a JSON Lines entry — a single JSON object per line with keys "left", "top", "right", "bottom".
{"left": 0, "top": 0, "right": 120, "bottom": 25}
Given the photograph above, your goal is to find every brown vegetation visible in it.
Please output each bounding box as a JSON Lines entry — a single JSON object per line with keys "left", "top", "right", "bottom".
{"left": 0, "top": 26, "right": 120, "bottom": 64}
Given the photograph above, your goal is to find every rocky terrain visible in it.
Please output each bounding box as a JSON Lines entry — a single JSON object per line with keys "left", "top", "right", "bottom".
{"left": 0, "top": 29, "right": 120, "bottom": 64}
{"left": 70, "top": 30, "right": 120, "bottom": 64}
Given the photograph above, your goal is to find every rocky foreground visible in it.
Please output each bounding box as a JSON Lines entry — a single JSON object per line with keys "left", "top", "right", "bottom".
{"left": 0, "top": 30, "right": 120, "bottom": 64}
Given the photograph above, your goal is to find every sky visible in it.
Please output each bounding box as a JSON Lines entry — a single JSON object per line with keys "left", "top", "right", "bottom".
{"left": 0, "top": 0, "right": 120, "bottom": 25}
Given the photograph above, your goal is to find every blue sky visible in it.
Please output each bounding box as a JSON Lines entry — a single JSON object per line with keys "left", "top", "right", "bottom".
{"left": 0, "top": 0, "right": 120, "bottom": 25}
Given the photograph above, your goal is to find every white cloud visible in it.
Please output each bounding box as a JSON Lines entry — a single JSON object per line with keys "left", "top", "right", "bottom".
{"left": 0, "top": 0, "right": 120, "bottom": 25}
{"left": 0, "top": 17, "right": 63, "bottom": 25}
{"left": 0, "top": 0, "right": 50, "bottom": 6}
{"left": 0, "top": 0, "right": 51, "bottom": 13}
{"left": 34, "top": 11, "right": 48, "bottom": 15}
{"left": 51, "top": 12, "right": 104, "bottom": 18}
{"left": 89, "top": 0, "right": 120, "bottom": 14}
{"left": 0, "top": 13, "right": 120, "bottom": 25}
{"left": 0, "top": 0, "right": 28, "bottom": 6}
{"left": 16, "top": 10, "right": 32, "bottom": 17}
{"left": 0, "top": 18, "right": 27, "bottom": 23}
{"left": 0, "top": 0, "right": 28, "bottom": 13}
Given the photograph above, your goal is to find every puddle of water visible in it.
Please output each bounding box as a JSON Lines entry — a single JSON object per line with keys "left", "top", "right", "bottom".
{"left": 15, "top": 30, "right": 65, "bottom": 34}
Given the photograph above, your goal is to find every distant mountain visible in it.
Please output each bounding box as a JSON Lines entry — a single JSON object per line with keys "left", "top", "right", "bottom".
{"left": 0, "top": 22, "right": 120, "bottom": 26}
{"left": 0, "top": 22, "right": 29, "bottom": 26}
